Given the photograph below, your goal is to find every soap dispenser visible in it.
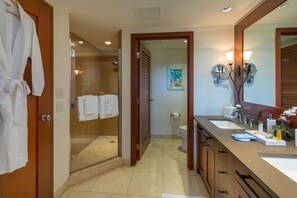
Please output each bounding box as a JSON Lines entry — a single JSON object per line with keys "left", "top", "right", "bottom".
{"left": 267, "top": 114, "right": 276, "bottom": 134}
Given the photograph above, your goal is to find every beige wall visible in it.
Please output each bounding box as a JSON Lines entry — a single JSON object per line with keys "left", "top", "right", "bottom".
{"left": 149, "top": 48, "right": 188, "bottom": 136}
{"left": 44, "top": 0, "right": 71, "bottom": 193}
{"left": 46, "top": 0, "right": 234, "bottom": 192}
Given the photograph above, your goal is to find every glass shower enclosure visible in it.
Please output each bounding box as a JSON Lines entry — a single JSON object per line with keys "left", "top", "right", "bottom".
{"left": 69, "top": 33, "right": 120, "bottom": 173}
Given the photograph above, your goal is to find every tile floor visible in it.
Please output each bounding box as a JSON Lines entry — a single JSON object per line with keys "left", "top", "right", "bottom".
{"left": 62, "top": 137, "right": 210, "bottom": 198}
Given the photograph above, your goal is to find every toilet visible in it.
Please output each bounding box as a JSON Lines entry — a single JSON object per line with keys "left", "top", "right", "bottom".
{"left": 179, "top": 125, "right": 187, "bottom": 152}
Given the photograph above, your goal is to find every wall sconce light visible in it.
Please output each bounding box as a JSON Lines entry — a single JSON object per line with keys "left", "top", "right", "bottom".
{"left": 225, "top": 51, "right": 257, "bottom": 82}
{"left": 243, "top": 51, "right": 257, "bottom": 84}
{"left": 223, "top": 51, "right": 257, "bottom": 105}
{"left": 75, "top": 64, "right": 84, "bottom": 76}
{"left": 243, "top": 51, "right": 252, "bottom": 64}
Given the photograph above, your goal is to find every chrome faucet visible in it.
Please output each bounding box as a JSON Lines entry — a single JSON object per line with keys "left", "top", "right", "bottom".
{"left": 248, "top": 118, "right": 255, "bottom": 128}
{"left": 232, "top": 109, "right": 247, "bottom": 124}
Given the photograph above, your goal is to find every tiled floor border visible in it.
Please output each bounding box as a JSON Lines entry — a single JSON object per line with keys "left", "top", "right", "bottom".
{"left": 54, "top": 157, "right": 125, "bottom": 198}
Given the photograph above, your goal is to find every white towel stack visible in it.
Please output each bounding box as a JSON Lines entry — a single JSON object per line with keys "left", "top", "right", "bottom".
{"left": 77, "top": 95, "right": 99, "bottom": 121}
{"left": 98, "top": 94, "right": 119, "bottom": 119}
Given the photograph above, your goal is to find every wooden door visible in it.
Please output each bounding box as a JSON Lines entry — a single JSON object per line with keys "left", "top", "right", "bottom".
{"left": 137, "top": 43, "right": 152, "bottom": 160}
{"left": 281, "top": 43, "right": 297, "bottom": 108}
{"left": 0, "top": 1, "right": 53, "bottom": 198}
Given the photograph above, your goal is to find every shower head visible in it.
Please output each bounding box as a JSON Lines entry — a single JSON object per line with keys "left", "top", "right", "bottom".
{"left": 112, "top": 60, "right": 118, "bottom": 66}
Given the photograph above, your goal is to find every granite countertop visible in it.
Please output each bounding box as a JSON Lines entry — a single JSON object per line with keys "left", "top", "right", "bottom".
{"left": 194, "top": 116, "right": 297, "bottom": 198}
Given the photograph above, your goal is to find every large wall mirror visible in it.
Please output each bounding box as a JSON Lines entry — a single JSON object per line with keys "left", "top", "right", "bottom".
{"left": 243, "top": 0, "right": 297, "bottom": 108}
{"left": 235, "top": 0, "right": 297, "bottom": 126}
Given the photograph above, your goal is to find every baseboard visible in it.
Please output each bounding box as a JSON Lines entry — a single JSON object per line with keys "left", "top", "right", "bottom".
{"left": 68, "top": 157, "right": 123, "bottom": 186}
{"left": 54, "top": 180, "right": 69, "bottom": 198}
{"left": 54, "top": 157, "right": 123, "bottom": 197}
{"left": 122, "top": 158, "right": 131, "bottom": 165}
{"left": 151, "top": 134, "right": 182, "bottom": 139}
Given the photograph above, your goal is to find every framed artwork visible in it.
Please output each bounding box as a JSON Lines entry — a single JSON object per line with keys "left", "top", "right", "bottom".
{"left": 167, "top": 66, "right": 184, "bottom": 91}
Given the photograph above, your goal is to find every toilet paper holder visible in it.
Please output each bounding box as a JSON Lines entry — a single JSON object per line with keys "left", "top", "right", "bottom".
{"left": 170, "top": 113, "right": 181, "bottom": 125}
{"left": 170, "top": 113, "right": 181, "bottom": 118}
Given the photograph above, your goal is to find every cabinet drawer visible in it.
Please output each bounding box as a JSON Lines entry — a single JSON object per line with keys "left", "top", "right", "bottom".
{"left": 233, "top": 159, "right": 272, "bottom": 198}
{"left": 215, "top": 176, "right": 231, "bottom": 198}
{"left": 215, "top": 141, "right": 233, "bottom": 197}
{"left": 216, "top": 160, "right": 233, "bottom": 188}
{"left": 216, "top": 142, "right": 232, "bottom": 167}
{"left": 233, "top": 177, "right": 250, "bottom": 198}
{"left": 200, "top": 128, "right": 214, "bottom": 150}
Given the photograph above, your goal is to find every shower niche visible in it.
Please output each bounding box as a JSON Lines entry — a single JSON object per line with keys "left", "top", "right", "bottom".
{"left": 69, "top": 32, "right": 120, "bottom": 173}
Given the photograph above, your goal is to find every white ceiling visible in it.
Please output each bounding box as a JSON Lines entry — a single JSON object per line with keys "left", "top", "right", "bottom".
{"left": 59, "top": 0, "right": 264, "bottom": 49}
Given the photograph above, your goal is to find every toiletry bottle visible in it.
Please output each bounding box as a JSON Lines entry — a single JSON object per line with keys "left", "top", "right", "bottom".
{"left": 267, "top": 114, "right": 276, "bottom": 134}
{"left": 258, "top": 121, "right": 263, "bottom": 132}
{"left": 276, "top": 130, "right": 282, "bottom": 141}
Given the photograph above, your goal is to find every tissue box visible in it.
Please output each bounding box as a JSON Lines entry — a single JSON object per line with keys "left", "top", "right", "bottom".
{"left": 224, "top": 106, "right": 236, "bottom": 118}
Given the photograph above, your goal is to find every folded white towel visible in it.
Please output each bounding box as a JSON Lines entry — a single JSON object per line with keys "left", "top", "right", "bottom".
{"left": 77, "top": 96, "right": 98, "bottom": 121}
{"left": 99, "top": 95, "right": 119, "bottom": 119}
{"left": 83, "top": 95, "right": 97, "bottom": 115}
{"left": 105, "top": 95, "right": 115, "bottom": 116}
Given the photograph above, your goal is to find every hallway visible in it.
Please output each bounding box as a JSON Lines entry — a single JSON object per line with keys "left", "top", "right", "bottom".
{"left": 62, "top": 137, "right": 210, "bottom": 198}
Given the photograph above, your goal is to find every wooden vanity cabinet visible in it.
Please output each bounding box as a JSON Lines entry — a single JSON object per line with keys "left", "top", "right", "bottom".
{"left": 197, "top": 120, "right": 275, "bottom": 198}
{"left": 197, "top": 125, "right": 215, "bottom": 197}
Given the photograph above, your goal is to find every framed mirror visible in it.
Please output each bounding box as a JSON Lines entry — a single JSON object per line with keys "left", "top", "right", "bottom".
{"left": 234, "top": 0, "right": 297, "bottom": 127}
{"left": 243, "top": 0, "right": 297, "bottom": 107}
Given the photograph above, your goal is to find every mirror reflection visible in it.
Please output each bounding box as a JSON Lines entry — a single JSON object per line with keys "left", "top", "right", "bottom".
{"left": 243, "top": 0, "right": 297, "bottom": 107}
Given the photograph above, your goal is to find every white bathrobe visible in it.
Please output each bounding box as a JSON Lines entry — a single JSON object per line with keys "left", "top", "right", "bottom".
{"left": 0, "top": 1, "right": 44, "bottom": 174}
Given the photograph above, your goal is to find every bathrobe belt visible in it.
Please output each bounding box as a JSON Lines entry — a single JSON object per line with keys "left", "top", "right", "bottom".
{"left": 3, "top": 77, "right": 31, "bottom": 125}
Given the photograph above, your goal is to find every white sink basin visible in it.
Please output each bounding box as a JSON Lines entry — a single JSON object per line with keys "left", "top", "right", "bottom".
{"left": 209, "top": 120, "right": 243, "bottom": 129}
{"left": 261, "top": 155, "right": 297, "bottom": 183}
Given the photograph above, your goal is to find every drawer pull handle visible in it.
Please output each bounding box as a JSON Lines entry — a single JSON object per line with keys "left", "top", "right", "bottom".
{"left": 218, "top": 190, "right": 228, "bottom": 194}
{"left": 218, "top": 150, "right": 228, "bottom": 154}
{"left": 218, "top": 170, "right": 228, "bottom": 174}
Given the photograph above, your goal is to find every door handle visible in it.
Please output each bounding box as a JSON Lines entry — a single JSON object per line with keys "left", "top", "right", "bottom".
{"left": 41, "top": 114, "right": 52, "bottom": 122}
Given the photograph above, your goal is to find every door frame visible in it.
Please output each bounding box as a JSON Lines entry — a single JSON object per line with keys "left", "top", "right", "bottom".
{"left": 131, "top": 32, "right": 194, "bottom": 169}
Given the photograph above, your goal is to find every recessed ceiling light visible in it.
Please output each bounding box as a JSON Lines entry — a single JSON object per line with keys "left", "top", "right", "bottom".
{"left": 221, "top": 6, "right": 232, "bottom": 13}
{"left": 78, "top": 41, "right": 84, "bottom": 44}
{"left": 183, "top": 40, "right": 188, "bottom": 43}
{"left": 105, "top": 41, "right": 111, "bottom": 45}
{"left": 278, "top": 2, "right": 288, "bottom": 9}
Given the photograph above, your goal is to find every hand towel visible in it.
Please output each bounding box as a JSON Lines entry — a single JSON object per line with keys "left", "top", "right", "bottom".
{"left": 99, "top": 94, "right": 119, "bottom": 119}
{"left": 77, "top": 96, "right": 98, "bottom": 121}
{"left": 232, "top": 134, "right": 256, "bottom": 141}
{"left": 83, "top": 95, "right": 97, "bottom": 115}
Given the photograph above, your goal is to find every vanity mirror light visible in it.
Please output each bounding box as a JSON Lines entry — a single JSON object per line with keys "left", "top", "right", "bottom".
{"left": 235, "top": 0, "right": 297, "bottom": 127}
{"left": 211, "top": 64, "right": 228, "bottom": 84}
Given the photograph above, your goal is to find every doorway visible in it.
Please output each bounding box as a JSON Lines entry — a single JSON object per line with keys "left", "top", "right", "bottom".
{"left": 131, "top": 32, "right": 194, "bottom": 169}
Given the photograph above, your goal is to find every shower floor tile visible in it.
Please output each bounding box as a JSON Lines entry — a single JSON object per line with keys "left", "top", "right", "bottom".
{"left": 70, "top": 135, "right": 118, "bottom": 172}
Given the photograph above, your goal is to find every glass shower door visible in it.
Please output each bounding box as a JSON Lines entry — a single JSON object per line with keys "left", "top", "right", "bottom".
{"left": 69, "top": 33, "right": 120, "bottom": 173}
